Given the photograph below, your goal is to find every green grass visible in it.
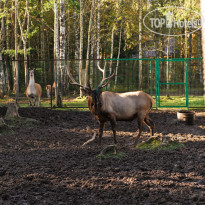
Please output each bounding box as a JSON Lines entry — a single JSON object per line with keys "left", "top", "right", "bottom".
{"left": 156, "top": 96, "right": 204, "bottom": 107}
{"left": 136, "top": 137, "right": 185, "bottom": 151}
{"left": 0, "top": 95, "right": 204, "bottom": 109}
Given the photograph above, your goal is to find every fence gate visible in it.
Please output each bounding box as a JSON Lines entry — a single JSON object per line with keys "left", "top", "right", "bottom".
{"left": 156, "top": 58, "right": 189, "bottom": 108}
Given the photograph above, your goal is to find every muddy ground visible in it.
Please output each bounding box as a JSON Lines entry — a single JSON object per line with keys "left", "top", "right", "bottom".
{"left": 0, "top": 107, "right": 205, "bottom": 205}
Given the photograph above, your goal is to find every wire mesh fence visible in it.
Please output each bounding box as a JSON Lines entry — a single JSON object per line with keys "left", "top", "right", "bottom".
{"left": 0, "top": 58, "right": 204, "bottom": 108}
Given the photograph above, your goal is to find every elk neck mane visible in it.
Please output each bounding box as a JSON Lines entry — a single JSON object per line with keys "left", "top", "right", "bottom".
{"left": 90, "top": 87, "right": 103, "bottom": 114}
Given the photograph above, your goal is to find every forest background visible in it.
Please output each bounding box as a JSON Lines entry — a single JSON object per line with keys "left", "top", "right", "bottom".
{"left": 0, "top": 0, "right": 204, "bottom": 107}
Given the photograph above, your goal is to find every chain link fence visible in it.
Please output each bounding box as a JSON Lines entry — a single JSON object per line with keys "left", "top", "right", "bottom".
{"left": 0, "top": 59, "right": 204, "bottom": 108}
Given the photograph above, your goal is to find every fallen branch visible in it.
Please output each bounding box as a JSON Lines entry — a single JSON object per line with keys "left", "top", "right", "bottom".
{"left": 82, "top": 132, "right": 97, "bottom": 147}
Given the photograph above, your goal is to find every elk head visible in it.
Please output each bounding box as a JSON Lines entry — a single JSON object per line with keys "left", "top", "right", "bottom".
{"left": 66, "top": 65, "right": 115, "bottom": 115}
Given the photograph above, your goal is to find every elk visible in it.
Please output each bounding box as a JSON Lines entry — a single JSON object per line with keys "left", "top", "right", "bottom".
{"left": 66, "top": 66, "right": 154, "bottom": 145}
{"left": 26, "top": 70, "right": 42, "bottom": 107}
{"left": 46, "top": 82, "right": 55, "bottom": 98}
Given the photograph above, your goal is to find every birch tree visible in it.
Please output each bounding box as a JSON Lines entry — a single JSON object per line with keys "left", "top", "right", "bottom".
{"left": 85, "top": 0, "right": 94, "bottom": 87}
{"left": 54, "top": 0, "right": 61, "bottom": 106}
{"left": 114, "top": 23, "right": 122, "bottom": 90}
{"left": 16, "top": 0, "right": 30, "bottom": 88}
{"left": 201, "top": 0, "right": 205, "bottom": 104}
{"left": 96, "top": 0, "right": 100, "bottom": 65}
{"left": 79, "top": 0, "right": 84, "bottom": 96}
{"left": 60, "top": 0, "right": 66, "bottom": 95}
{"left": 73, "top": 8, "right": 80, "bottom": 83}
{"left": 138, "top": 0, "right": 142, "bottom": 90}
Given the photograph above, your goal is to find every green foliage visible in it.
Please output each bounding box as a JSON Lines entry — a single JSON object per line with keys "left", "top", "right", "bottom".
{"left": 136, "top": 137, "right": 185, "bottom": 151}
{"left": 2, "top": 49, "right": 15, "bottom": 58}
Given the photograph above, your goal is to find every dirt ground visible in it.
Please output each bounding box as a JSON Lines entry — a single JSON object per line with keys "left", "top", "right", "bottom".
{"left": 0, "top": 107, "right": 205, "bottom": 205}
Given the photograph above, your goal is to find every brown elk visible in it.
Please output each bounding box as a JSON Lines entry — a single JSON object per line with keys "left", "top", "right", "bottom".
{"left": 46, "top": 82, "right": 56, "bottom": 98}
{"left": 26, "top": 70, "right": 42, "bottom": 107}
{"left": 66, "top": 66, "right": 154, "bottom": 145}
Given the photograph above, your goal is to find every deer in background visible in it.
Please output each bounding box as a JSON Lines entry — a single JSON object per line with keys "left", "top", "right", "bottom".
{"left": 66, "top": 65, "right": 155, "bottom": 145}
{"left": 46, "top": 82, "right": 55, "bottom": 98}
{"left": 26, "top": 70, "right": 42, "bottom": 107}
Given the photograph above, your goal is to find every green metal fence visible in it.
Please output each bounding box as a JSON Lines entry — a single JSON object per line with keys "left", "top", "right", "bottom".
{"left": 104, "top": 58, "right": 204, "bottom": 108}
{"left": 1, "top": 58, "right": 204, "bottom": 108}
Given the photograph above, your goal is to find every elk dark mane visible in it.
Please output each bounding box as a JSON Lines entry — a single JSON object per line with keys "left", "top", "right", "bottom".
{"left": 91, "top": 88, "right": 102, "bottom": 113}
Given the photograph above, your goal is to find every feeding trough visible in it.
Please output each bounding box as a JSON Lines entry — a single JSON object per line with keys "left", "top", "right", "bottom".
{"left": 177, "top": 110, "right": 195, "bottom": 125}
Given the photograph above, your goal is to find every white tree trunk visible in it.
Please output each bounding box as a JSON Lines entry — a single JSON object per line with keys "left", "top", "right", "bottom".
{"left": 17, "top": 0, "right": 29, "bottom": 88}
{"left": 97, "top": 0, "right": 100, "bottom": 64}
{"left": 85, "top": 0, "right": 94, "bottom": 87}
{"left": 201, "top": 0, "right": 205, "bottom": 103}
{"left": 79, "top": 0, "right": 84, "bottom": 96}
{"left": 138, "top": 1, "right": 142, "bottom": 90}
{"left": 60, "top": 0, "right": 65, "bottom": 95}
{"left": 54, "top": 0, "right": 61, "bottom": 106}
{"left": 114, "top": 23, "right": 122, "bottom": 90}
{"left": 73, "top": 9, "right": 80, "bottom": 84}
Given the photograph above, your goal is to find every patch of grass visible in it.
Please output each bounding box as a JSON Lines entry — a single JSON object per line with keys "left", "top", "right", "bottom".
{"left": 0, "top": 95, "right": 204, "bottom": 110}
{"left": 4, "top": 117, "right": 40, "bottom": 128}
{"left": 137, "top": 137, "right": 185, "bottom": 151}
{"left": 158, "top": 96, "right": 204, "bottom": 107}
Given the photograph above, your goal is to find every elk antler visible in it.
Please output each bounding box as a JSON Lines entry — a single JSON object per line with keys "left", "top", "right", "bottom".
{"left": 97, "top": 61, "right": 115, "bottom": 89}
{"left": 66, "top": 66, "right": 90, "bottom": 90}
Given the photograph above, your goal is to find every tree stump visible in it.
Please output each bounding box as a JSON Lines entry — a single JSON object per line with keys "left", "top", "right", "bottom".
{"left": 5, "top": 102, "right": 19, "bottom": 120}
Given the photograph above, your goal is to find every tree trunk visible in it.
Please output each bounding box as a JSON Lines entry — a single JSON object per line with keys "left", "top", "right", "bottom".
{"left": 0, "top": 1, "right": 7, "bottom": 98}
{"left": 138, "top": 1, "right": 142, "bottom": 90}
{"left": 79, "top": 0, "right": 84, "bottom": 97}
{"left": 54, "top": 0, "right": 62, "bottom": 107}
{"left": 114, "top": 23, "right": 122, "bottom": 90}
{"left": 5, "top": 102, "right": 19, "bottom": 120}
{"left": 166, "top": 29, "right": 171, "bottom": 97}
{"left": 17, "top": 0, "right": 29, "bottom": 88}
{"left": 60, "top": 0, "right": 66, "bottom": 95}
{"left": 15, "top": 0, "right": 19, "bottom": 102}
{"left": 96, "top": 0, "right": 100, "bottom": 64}
{"left": 40, "top": 0, "right": 46, "bottom": 86}
{"left": 201, "top": 0, "right": 205, "bottom": 102}
{"left": 0, "top": 54, "right": 7, "bottom": 98}
{"left": 85, "top": 0, "right": 94, "bottom": 87}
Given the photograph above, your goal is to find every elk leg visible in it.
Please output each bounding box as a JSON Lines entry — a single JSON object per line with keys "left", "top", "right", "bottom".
{"left": 110, "top": 117, "right": 117, "bottom": 144}
{"left": 34, "top": 97, "right": 36, "bottom": 107}
{"left": 37, "top": 97, "right": 40, "bottom": 107}
{"left": 136, "top": 119, "right": 143, "bottom": 143}
{"left": 29, "top": 99, "right": 32, "bottom": 107}
{"left": 98, "top": 122, "right": 105, "bottom": 146}
{"left": 144, "top": 117, "right": 155, "bottom": 136}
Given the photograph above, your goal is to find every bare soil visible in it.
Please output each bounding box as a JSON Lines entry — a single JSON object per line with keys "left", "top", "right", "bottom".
{"left": 0, "top": 107, "right": 205, "bottom": 205}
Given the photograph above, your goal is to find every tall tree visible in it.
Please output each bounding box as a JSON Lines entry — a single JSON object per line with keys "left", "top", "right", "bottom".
{"left": 79, "top": 0, "right": 84, "bottom": 96}
{"left": 85, "top": 0, "right": 94, "bottom": 87}
{"left": 17, "top": 0, "right": 30, "bottom": 88}
{"left": 96, "top": 0, "right": 100, "bottom": 65}
{"left": 0, "top": 0, "right": 7, "bottom": 98}
{"left": 60, "top": 0, "right": 66, "bottom": 95}
{"left": 54, "top": 0, "right": 61, "bottom": 106}
{"left": 201, "top": 0, "right": 205, "bottom": 103}
{"left": 138, "top": 0, "right": 142, "bottom": 90}
{"left": 15, "top": 0, "right": 19, "bottom": 102}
